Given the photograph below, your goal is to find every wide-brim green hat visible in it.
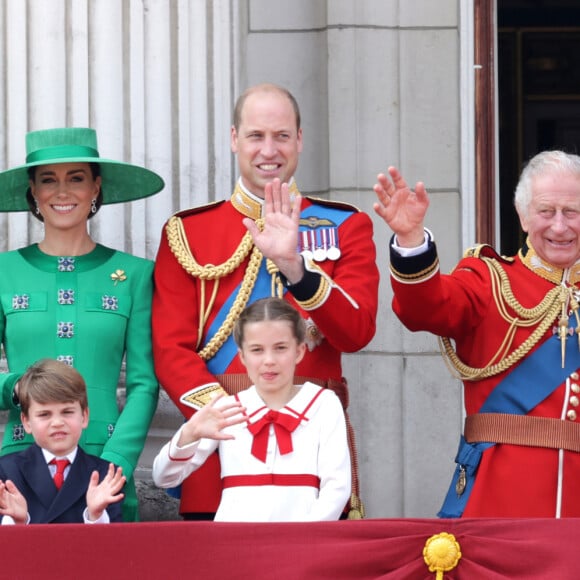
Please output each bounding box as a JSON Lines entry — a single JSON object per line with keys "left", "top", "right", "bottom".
{"left": 0, "top": 127, "right": 165, "bottom": 211}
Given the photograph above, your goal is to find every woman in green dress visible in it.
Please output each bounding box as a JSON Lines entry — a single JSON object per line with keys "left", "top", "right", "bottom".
{"left": 0, "top": 128, "right": 164, "bottom": 521}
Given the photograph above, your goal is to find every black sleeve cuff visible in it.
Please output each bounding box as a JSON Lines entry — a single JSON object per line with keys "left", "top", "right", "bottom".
{"left": 389, "top": 233, "right": 439, "bottom": 282}
{"left": 278, "top": 264, "right": 322, "bottom": 302}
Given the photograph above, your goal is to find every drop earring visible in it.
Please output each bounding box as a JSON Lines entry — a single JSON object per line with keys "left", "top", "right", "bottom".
{"left": 91, "top": 198, "right": 97, "bottom": 214}
{"left": 34, "top": 199, "right": 40, "bottom": 215}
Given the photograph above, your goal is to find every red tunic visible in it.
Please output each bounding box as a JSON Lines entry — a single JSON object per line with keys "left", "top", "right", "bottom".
{"left": 152, "top": 184, "right": 378, "bottom": 513}
{"left": 390, "top": 237, "right": 580, "bottom": 517}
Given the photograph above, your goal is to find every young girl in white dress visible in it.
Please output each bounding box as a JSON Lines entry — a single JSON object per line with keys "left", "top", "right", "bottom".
{"left": 152, "top": 297, "right": 351, "bottom": 522}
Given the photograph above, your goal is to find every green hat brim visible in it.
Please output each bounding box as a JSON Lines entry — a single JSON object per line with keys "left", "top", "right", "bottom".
{"left": 0, "top": 157, "right": 165, "bottom": 212}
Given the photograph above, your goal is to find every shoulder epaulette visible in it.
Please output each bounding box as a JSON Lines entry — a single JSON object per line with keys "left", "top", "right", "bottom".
{"left": 304, "top": 195, "right": 361, "bottom": 213}
{"left": 171, "top": 200, "right": 226, "bottom": 219}
{"left": 463, "top": 243, "right": 514, "bottom": 264}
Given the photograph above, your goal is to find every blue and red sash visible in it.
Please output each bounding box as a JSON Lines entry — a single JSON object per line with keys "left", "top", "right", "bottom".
{"left": 438, "top": 329, "right": 580, "bottom": 517}
{"left": 204, "top": 203, "right": 354, "bottom": 375}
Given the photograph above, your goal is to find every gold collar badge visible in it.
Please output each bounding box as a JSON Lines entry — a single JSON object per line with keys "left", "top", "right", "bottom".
{"left": 230, "top": 180, "right": 300, "bottom": 220}
{"left": 520, "top": 238, "right": 580, "bottom": 286}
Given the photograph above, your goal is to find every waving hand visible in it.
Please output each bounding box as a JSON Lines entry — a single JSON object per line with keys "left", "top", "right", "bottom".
{"left": 373, "top": 166, "right": 429, "bottom": 248}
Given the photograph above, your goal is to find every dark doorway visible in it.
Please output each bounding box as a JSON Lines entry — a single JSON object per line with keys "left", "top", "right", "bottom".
{"left": 498, "top": 1, "right": 580, "bottom": 255}
{"left": 497, "top": 0, "right": 580, "bottom": 255}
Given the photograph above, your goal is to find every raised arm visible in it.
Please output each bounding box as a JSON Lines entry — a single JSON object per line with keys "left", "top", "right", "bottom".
{"left": 152, "top": 396, "right": 246, "bottom": 489}
{"left": 248, "top": 178, "right": 379, "bottom": 354}
{"left": 243, "top": 178, "right": 304, "bottom": 284}
{"left": 177, "top": 395, "right": 247, "bottom": 447}
{"left": 373, "top": 166, "right": 430, "bottom": 248}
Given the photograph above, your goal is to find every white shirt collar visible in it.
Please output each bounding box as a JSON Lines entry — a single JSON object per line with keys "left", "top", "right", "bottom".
{"left": 42, "top": 446, "right": 78, "bottom": 466}
{"left": 238, "top": 176, "right": 296, "bottom": 201}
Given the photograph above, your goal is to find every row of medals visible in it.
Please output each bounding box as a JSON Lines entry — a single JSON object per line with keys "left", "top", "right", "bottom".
{"left": 298, "top": 228, "right": 341, "bottom": 262}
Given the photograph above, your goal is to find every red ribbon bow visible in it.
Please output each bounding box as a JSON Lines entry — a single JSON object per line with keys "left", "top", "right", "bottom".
{"left": 247, "top": 410, "right": 301, "bottom": 463}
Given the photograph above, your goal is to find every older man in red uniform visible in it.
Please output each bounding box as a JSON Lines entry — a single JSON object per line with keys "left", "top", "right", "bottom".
{"left": 374, "top": 152, "right": 580, "bottom": 517}
{"left": 153, "top": 84, "right": 378, "bottom": 519}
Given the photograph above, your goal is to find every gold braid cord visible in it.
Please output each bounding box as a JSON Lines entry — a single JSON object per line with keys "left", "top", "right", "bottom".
{"left": 439, "top": 256, "right": 569, "bottom": 381}
{"left": 166, "top": 215, "right": 265, "bottom": 361}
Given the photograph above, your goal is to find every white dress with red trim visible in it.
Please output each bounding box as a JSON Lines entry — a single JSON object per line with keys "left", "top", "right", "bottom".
{"left": 152, "top": 382, "right": 351, "bottom": 522}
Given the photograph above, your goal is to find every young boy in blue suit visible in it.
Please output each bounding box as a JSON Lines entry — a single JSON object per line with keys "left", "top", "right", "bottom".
{"left": 0, "top": 359, "right": 125, "bottom": 524}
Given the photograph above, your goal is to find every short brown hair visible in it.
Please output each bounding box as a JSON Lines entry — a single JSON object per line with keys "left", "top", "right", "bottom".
{"left": 233, "top": 83, "right": 301, "bottom": 132}
{"left": 233, "top": 297, "right": 306, "bottom": 347}
{"left": 19, "top": 359, "right": 88, "bottom": 416}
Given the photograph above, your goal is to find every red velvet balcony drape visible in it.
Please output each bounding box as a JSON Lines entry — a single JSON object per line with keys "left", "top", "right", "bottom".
{"left": 4, "top": 518, "right": 576, "bottom": 579}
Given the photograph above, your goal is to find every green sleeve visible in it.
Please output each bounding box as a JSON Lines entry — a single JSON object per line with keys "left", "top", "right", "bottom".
{"left": 0, "top": 372, "right": 23, "bottom": 411}
{"left": 99, "top": 260, "right": 159, "bottom": 478}
{"left": 0, "top": 298, "right": 23, "bottom": 410}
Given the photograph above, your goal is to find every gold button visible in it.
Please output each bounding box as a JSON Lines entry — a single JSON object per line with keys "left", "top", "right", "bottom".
{"left": 567, "top": 409, "right": 577, "bottom": 421}
{"left": 307, "top": 325, "right": 320, "bottom": 340}
{"left": 572, "top": 383, "right": 580, "bottom": 394}
{"left": 571, "top": 396, "right": 580, "bottom": 407}
{"left": 572, "top": 372, "right": 580, "bottom": 380}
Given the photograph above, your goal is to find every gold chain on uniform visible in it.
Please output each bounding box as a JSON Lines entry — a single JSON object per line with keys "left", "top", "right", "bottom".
{"left": 165, "top": 215, "right": 281, "bottom": 361}
{"left": 438, "top": 256, "right": 577, "bottom": 380}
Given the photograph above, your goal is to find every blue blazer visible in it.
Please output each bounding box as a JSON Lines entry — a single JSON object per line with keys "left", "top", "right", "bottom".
{"left": 0, "top": 444, "right": 124, "bottom": 523}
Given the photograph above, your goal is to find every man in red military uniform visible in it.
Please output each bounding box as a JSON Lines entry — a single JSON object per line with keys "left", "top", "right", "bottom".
{"left": 153, "top": 83, "right": 379, "bottom": 519}
{"left": 373, "top": 152, "right": 580, "bottom": 517}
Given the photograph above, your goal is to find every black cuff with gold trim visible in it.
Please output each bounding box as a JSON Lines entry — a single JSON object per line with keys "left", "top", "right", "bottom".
{"left": 389, "top": 234, "right": 439, "bottom": 283}
{"left": 278, "top": 266, "right": 321, "bottom": 301}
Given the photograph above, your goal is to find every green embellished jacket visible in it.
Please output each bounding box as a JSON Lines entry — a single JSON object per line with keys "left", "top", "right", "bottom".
{"left": 0, "top": 244, "right": 159, "bottom": 518}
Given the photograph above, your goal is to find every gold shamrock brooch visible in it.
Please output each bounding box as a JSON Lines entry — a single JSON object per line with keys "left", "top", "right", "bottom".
{"left": 110, "top": 269, "right": 127, "bottom": 285}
